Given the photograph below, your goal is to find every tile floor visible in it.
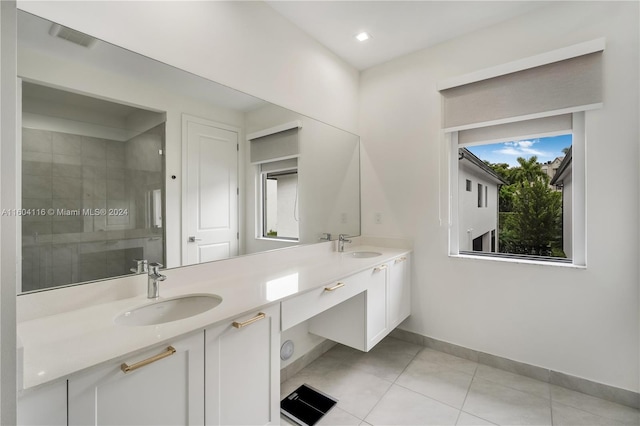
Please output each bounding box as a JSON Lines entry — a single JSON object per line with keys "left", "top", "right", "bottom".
{"left": 280, "top": 337, "right": 640, "bottom": 426}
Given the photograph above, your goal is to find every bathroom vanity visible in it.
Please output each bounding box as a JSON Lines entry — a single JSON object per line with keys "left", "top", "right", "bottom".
{"left": 17, "top": 242, "right": 411, "bottom": 425}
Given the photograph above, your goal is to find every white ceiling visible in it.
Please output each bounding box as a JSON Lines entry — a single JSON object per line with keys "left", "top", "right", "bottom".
{"left": 266, "top": 1, "right": 552, "bottom": 71}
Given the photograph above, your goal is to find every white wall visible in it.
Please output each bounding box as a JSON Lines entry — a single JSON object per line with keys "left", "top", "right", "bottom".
{"left": 17, "top": 1, "right": 359, "bottom": 134}
{"left": 359, "top": 1, "right": 639, "bottom": 392}
{"left": 299, "top": 118, "right": 360, "bottom": 242}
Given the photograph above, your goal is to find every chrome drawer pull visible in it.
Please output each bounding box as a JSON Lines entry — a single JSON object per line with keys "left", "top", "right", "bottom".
{"left": 324, "top": 282, "right": 345, "bottom": 292}
{"left": 373, "top": 264, "right": 388, "bottom": 272}
{"left": 232, "top": 312, "right": 266, "bottom": 328}
{"left": 121, "top": 346, "right": 176, "bottom": 373}
{"left": 395, "top": 256, "right": 407, "bottom": 264}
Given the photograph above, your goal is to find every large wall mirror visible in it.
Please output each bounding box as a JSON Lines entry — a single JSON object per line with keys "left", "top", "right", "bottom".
{"left": 17, "top": 10, "right": 360, "bottom": 294}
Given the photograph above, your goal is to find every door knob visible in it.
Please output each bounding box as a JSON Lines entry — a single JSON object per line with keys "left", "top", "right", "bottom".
{"left": 188, "top": 236, "right": 202, "bottom": 242}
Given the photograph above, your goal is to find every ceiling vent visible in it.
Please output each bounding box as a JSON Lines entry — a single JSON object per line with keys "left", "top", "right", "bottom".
{"left": 49, "top": 24, "right": 98, "bottom": 49}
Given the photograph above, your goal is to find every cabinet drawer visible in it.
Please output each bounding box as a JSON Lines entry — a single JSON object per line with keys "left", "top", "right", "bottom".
{"left": 281, "top": 271, "right": 369, "bottom": 330}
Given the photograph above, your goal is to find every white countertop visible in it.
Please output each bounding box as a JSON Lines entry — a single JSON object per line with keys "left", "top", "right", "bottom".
{"left": 17, "top": 244, "right": 410, "bottom": 390}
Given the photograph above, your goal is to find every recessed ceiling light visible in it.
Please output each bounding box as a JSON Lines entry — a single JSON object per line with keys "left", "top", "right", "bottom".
{"left": 355, "top": 32, "right": 371, "bottom": 42}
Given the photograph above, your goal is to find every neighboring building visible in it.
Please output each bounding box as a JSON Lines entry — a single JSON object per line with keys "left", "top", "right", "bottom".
{"left": 458, "top": 148, "right": 506, "bottom": 253}
{"left": 550, "top": 147, "right": 573, "bottom": 258}
{"left": 540, "top": 156, "right": 565, "bottom": 189}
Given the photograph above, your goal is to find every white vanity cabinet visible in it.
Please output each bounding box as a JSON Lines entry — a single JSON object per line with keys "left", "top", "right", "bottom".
{"left": 204, "top": 304, "right": 280, "bottom": 426}
{"left": 24, "top": 304, "right": 281, "bottom": 426}
{"left": 68, "top": 331, "right": 205, "bottom": 426}
{"left": 18, "top": 380, "right": 67, "bottom": 426}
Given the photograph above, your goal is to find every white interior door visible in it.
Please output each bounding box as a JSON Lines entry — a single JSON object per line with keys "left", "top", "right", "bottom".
{"left": 184, "top": 116, "right": 238, "bottom": 265}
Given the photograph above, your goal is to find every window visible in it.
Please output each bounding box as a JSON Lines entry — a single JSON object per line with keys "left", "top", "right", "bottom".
{"left": 440, "top": 40, "right": 602, "bottom": 266}
{"left": 260, "top": 159, "right": 299, "bottom": 241}
{"left": 451, "top": 117, "right": 584, "bottom": 265}
{"left": 472, "top": 236, "right": 483, "bottom": 251}
{"left": 466, "top": 134, "right": 571, "bottom": 258}
{"left": 466, "top": 179, "right": 472, "bottom": 191}
{"left": 484, "top": 186, "right": 488, "bottom": 208}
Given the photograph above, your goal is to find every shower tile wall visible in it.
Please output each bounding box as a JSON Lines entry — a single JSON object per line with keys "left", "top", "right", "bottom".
{"left": 22, "top": 127, "right": 164, "bottom": 292}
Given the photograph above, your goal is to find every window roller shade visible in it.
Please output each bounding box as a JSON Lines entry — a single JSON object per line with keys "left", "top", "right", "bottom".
{"left": 458, "top": 114, "right": 572, "bottom": 146}
{"left": 441, "top": 51, "right": 602, "bottom": 131}
{"left": 250, "top": 128, "right": 299, "bottom": 164}
{"left": 260, "top": 158, "right": 297, "bottom": 173}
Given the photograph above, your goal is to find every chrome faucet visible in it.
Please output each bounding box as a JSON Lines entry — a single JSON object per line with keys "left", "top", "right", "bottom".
{"left": 130, "top": 259, "right": 148, "bottom": 274}
{"left": 338, "top": 234, "right": 352, "bottom": 252}
{"left": 148, "top": 262, "right": 166, "bottom": 299}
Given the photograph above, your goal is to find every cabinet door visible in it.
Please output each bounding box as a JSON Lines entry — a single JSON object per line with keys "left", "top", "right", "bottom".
{"left": 68, "top": 332, "right": 204, "bottom": 426}
{"left": 18, "top": 380, "right": 67, "bottom": 426}
{"left": 366, "top": 263, "right": 389, "bottom": 349}
{"left": 205, "top": 304, "right": 280, "bottom": 426}
{"left": 389, "top": 254, "right": 411, "bottom": 328}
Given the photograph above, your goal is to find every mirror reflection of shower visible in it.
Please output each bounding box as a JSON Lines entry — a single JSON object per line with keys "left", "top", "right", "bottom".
{"left": 20, "top": 82, "right": 166, "bottom": 292}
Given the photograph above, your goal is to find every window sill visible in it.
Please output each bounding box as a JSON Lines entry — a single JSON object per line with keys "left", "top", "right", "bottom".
{"left": 449, "top": 253, "right": 586, "bottom": 269}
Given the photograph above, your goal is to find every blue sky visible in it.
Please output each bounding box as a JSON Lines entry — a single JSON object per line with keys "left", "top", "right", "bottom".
{"left": 466, "top": 134, "right": 572, "bottom": 167}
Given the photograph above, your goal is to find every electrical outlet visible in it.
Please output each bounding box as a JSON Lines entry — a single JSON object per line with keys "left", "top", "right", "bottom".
{"left": 374, "top": 212, "right": 382, "bottom": 224}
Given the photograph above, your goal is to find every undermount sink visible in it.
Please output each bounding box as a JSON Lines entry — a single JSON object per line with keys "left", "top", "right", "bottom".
{"left": 348, "top": 251, "right": 382, "bottom": 258}
{"left": 115, "top": 294, "right": 222, "bottom": 326}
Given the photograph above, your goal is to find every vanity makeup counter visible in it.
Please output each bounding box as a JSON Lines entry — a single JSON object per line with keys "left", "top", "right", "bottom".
{"left": 17, "top": 240, "right": 411, "bottom": 391}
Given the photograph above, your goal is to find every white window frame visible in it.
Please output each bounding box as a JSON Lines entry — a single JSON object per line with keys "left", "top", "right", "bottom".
{"left": 448, "top": 112, "right": 585, "bottom": 267}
